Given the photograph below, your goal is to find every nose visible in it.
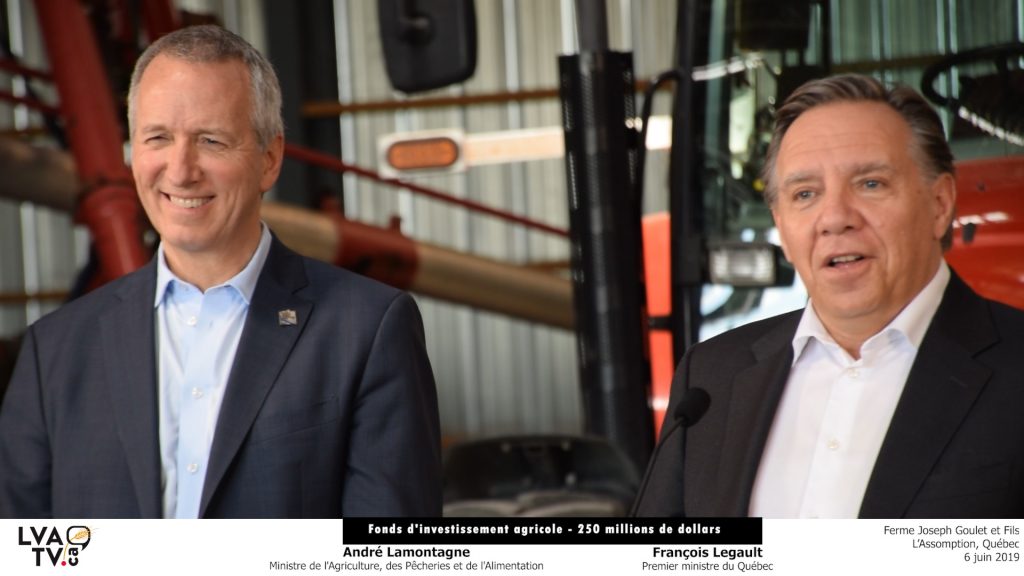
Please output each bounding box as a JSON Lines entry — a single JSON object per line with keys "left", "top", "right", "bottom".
{"left": 165, "top": 141, "right": 200, "bottom": 187}
{"left": 815, "top": 185, "right": 862, "bottom": 236}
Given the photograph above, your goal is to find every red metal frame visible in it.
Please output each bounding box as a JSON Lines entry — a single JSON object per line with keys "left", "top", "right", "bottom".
{"left": 0, "top": 89, "right": 59, "bottom": 115}
{"left": 946, "top": 155, "right": 1024, "bottom": 311}
{"left": 641, "top": 213, "right": 674, "bottom": 437}
{"left": 140, "top": 0, "right": 179, "bottom": 40}
{"left": 0, "top": 57, "right": 51, "bottom": 80}
{"left": 0, "top": 57, "right": 57, "bottom": 114}
{"left": 326, "top": 209, "right": 419, "bottom": 289}
{"left": 34, "top": 0, "right": 149, "bottom": 285}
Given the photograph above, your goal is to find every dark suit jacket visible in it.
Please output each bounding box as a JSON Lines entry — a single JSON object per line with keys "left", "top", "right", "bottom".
{"left": 634, "top": 272, "right": 1024, "bottom": 518}
{"left": 0, "top": 236, "right": 442, "bottom": 518}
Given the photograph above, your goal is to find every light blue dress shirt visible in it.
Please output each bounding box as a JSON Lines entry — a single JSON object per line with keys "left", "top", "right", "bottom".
{"left": 154, "top": 225, "right": 272, "bottom": 518}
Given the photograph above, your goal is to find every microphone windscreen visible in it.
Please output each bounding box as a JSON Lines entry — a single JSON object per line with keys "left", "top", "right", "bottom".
{"left": 673, "top": 387, "right": 710, "bottom": 427}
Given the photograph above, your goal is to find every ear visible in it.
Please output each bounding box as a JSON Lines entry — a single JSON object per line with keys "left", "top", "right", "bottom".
{"left": 930, "top": 172, "right": 957, "bottom": 240}
{"left": 771, "top": 208, "right": 793, "bottom": 262}
{"left": 259, "top": 134, "right": 285, "bottom": 193}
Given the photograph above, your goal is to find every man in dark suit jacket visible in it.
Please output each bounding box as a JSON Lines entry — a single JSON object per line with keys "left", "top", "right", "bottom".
{"left": 0, "top": 25, "right": 441, "bottom": 518}
{"left": 634, "top": 74, "right": 1024, "bottom": 518}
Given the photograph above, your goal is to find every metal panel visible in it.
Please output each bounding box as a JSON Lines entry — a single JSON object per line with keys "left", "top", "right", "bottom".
{"left": 321, "top": 0, "right": 587, "bottom": 440}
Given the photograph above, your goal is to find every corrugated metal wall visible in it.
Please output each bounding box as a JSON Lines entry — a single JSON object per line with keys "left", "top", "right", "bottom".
{"left": 829, "top": 0, "right": 1024, "bottom": 159}
{"left": 331, "top": 0, "right": 678, "bottom": 441}
{"left": 830, "top": 0, "right": 1023, "bottom": 92}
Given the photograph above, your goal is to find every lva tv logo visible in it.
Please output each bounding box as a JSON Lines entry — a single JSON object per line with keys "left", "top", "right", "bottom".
{"left": 17, "top": 526, "right": 91, "bottom": 567}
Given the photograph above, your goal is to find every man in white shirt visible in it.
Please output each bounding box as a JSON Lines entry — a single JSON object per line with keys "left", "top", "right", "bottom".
{"left": 634, "top": 74, "right": 1024, "bottom": 518}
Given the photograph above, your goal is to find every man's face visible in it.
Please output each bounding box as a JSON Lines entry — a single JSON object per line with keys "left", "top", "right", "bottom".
{"left": 131, "top": 54, "right": 282, "bottom": 270}
{"left": 770, "top": 101, "right": 955, "bottom": 337}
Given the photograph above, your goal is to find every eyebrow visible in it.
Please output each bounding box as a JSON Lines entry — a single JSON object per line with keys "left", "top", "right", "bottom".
{"left": 848, "top": 161, "right": 894, "bottom": 177}
{"left": 136, "top": 124, "right": 233, "bottom": 139}
{"left": 780, "top": 171, "right": 820, "bottom": 189}
{"left": 780, "top": 161, "right": 895, "bottom": 188}
{"left": 137, "top": 124, "right": 167, "bottom": 134}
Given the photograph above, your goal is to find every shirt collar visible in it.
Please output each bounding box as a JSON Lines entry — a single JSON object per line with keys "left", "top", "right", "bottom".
{"left": 154, "top": 223, "right": 273, "bottom": 307}
{"left": 791, "top": 260, "right": 950, "bottom": 363}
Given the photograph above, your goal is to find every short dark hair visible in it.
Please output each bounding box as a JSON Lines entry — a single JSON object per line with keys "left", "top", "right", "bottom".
{"left": 127, "top": 25, "right": 283, "bottom": 148}
{"left": 760, "top": 73, "right": 955, "bottom": 247}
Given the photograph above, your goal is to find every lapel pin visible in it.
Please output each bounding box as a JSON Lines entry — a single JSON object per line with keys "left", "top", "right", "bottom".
{"left": 278, "top": 309, "right": 298, "bottom": 326}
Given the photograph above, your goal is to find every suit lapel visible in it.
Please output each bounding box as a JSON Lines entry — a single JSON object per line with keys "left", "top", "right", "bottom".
{"left": 859, "top": 273, "right": 996, "bottom": 518}
{"left": 101, "top": 262, "right": 163, "bottom": 518}
{"left": 199, "top": 239, "right": 312, "bottom": 516}
{"left": 714, "top": 312, "right": 798, "bottom": 515}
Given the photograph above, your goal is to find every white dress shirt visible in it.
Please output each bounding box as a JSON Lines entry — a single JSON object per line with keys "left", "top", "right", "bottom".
{"left": 749, "top": 262, "right": 950, "bottom": 518}
{"left": 155, "top": 225, "right": 272, "bottom": 518}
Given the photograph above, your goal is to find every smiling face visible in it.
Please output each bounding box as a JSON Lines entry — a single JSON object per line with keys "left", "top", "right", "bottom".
{"left": 770, "top": 101, "right": 955, "bottom": 348}
{"left": 131, "top": 54, "right": 282, "bottom": 283}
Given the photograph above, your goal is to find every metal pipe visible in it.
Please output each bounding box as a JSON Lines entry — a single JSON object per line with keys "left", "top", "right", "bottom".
{"left": 0, "top": 291, "right": 68, "bottom": 304}
{"left": 0, "top": 57, "right": 51, "bottom": 80}
{"left": 0, "top": 90, "right": 60, "bottom": 115}
{"left": 303, "top": 87, "right": 561, "bottom": 117}
{"left": 285, "top": 142, "right": 569, "bottom": 237}
{"left": 414, "top": 243, "right": 572, "bottom": 328}
{"left": 34, "top": 0, "right": 148, "bottom": 285}
{"left": 141, "top": 0, "right": 179, "bottom": 40}
{"left": 0, "top": 137, "right": 77, "bottom": 211}
{"left": 302, "top": 80, "right": 672, "bottom": 117}
{"left": 574, "top": 0, "right": 609, "bottom": 52}
{"left": 559, "top": 44, "right": 654, "bottom": 473}
{"left": 669, "top": 0, "right": 708, "bottom": 359}
{"left": 263, "top": 202, "right": 574, "bottom": 329}
{"left": 0, "top": 138, "right": 574, "bottom": 329}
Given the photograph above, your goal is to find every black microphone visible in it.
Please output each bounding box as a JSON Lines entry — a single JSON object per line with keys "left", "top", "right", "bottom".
{"left": 630, "top": 387, "right": 711, "bottom": 516}
{"left": 673, "top": 387, "right": 710, "bottom": 429}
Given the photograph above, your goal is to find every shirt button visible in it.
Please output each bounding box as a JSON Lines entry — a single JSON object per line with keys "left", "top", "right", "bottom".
{"left": 849, "top": 368, "right": 860, "bottom": 379}
{"left": 827, "top": 438, "right": 840, "bottom": 451}
{"left": 186, "top": 316, "right": 198, "bottom": 327}
{"left": 191, "top": 387, "right": 203, "bottom": 399}
{"left": 187, "top": 463, "right": 199, "bottom": 474}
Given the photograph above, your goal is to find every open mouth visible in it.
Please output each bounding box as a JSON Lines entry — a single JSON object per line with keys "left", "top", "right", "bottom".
{"left": 164, "top": 193, "right": 212, "bottom": 209}
{"left": 827, "top": 254, "right": 864, "bottom": 267}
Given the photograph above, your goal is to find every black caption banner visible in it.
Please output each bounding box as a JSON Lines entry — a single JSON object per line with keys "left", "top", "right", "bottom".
{"left": 344, "top": 517, "right": 761, "bottom": 545}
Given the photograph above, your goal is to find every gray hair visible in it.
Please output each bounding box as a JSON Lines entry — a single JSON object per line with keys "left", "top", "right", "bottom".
{"left": 127, "top": 24, "right": 283, "bottom": 148}
{"left": 760, "top": 74, "right": 955, "bottom": 249}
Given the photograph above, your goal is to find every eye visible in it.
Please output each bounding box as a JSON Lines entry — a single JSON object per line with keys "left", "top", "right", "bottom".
{"left": 862, "top": 178, "right": 884, "bottom": 189}
{"left": 793, "top": 189, "right": 815, "bottom": 202}
{"left": 144, "top": 134, "right": 168, "bottom": 144}
{"left": 200, "top": 136, "right": 222, "bottom": 146}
